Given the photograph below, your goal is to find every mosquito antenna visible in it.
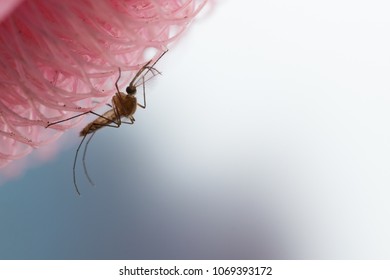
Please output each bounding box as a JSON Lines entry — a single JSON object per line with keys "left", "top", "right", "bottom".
{"left": 131, "top": 50, "right": 167, "bottom": 87}
{"left": 138, "top": 50, "right": 168, "bottom": 83}
{"left": 134, "top": 66, "right": 162, "bottom": 87}
{"left": 144, "top": 66, "right": 162, "bottom": 76}
{"left": 82, "top": 131, "right": 96, "bottom": 186}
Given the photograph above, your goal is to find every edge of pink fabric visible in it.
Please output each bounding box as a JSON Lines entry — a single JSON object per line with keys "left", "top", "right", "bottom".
{"left": 0, "top": 0, "right": 25, "bottom": 22}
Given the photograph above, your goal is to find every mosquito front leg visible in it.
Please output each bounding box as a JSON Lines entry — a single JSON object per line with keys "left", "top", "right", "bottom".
{"left": 115, "top": 67, "right": 121, "bottom": 94}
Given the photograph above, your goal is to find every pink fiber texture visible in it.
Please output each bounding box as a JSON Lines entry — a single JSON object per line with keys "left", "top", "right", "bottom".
{"left": 0, "top": 0, "right": 207, "bottom": 172}
{"left": 0, "top": 0, "right": 25, "bottom": 22}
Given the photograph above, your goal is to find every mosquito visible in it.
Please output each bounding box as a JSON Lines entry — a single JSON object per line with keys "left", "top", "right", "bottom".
{"left": 47, "top": 50, "right": 168, "bottom": 195}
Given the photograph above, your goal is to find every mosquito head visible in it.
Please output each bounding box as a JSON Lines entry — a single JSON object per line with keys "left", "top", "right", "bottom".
{"left": 126, "top": 85, "right": 136, "bottom": 95}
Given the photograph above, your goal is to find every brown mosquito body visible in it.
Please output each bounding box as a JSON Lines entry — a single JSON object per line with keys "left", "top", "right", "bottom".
{"left": 79, "top": 93, "right": 136, "bottom": 136}
{"left": 79, "top": 79, "right": 140, "bottom": 136}
{"left": 46, "top": 50, "right": 168, "bottom": 195}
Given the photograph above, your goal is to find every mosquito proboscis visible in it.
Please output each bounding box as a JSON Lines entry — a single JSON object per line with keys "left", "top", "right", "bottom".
{"left": 47, "top": 50, "right": 168, "bottom": 195}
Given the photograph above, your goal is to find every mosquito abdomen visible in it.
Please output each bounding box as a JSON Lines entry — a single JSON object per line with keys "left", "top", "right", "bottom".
{"left": 80, "top": 109, "right": 117, "bottom": 136}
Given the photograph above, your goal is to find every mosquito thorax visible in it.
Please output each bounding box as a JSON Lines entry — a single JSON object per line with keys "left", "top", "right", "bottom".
{"left": 126, "top": 85, "right": 136, "bottom": 95}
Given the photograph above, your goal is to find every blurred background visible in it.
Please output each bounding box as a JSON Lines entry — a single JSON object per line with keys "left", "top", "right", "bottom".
{"left": 1, "top": 0, "right": 390, "bottom": 259}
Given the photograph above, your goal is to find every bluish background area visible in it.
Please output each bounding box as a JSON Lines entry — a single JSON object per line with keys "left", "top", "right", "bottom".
{"left": 1, "top": 0, "right": 390, "bottom": 259}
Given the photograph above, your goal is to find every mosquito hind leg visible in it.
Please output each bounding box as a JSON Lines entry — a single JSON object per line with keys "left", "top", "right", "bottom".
{"left": 82, "top": 132, "right": 97, "bottom": 186}
{"left": 73, "top": 133, "right": 89, "bottom": 195}
{"left": 46, "top": 110, "right": 92, "bottom": 128}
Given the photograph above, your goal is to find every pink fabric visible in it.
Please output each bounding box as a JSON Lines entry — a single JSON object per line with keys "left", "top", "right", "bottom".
{"left": 0, "top": 0, "right": 208, "bottom": 172}
{"left": 0, "top": 0, "right": 25, "bottom": 22}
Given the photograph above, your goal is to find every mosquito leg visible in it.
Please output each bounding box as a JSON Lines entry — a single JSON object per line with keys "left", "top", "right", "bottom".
{"left": 85, "top": 111, "right": 121, "bottom": 128}
{"left": 73, "top": 133, "right": 89, "bottom": 196}
{"left": 122, "top": 118, "right": 134, "bottom": 125}
{"left": 115, "top": 67, "right": 121, "bottom": 94}
{"left": 82, "top": 132, "right": 96, "bottom": 186}
{"left": 97, "top": 123, "right": 121, "bottom": 128}
{"left": 49, "top": 108, "right": 118, "bottom": 129}
{"left": 46, "top": 111, "right": 92, "bottom": 128}
{"left": 110, "top": 99, "right": 122, "bottom": 127}
{"left": 138, "top": 76, "right": 146, "bottom": 109}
